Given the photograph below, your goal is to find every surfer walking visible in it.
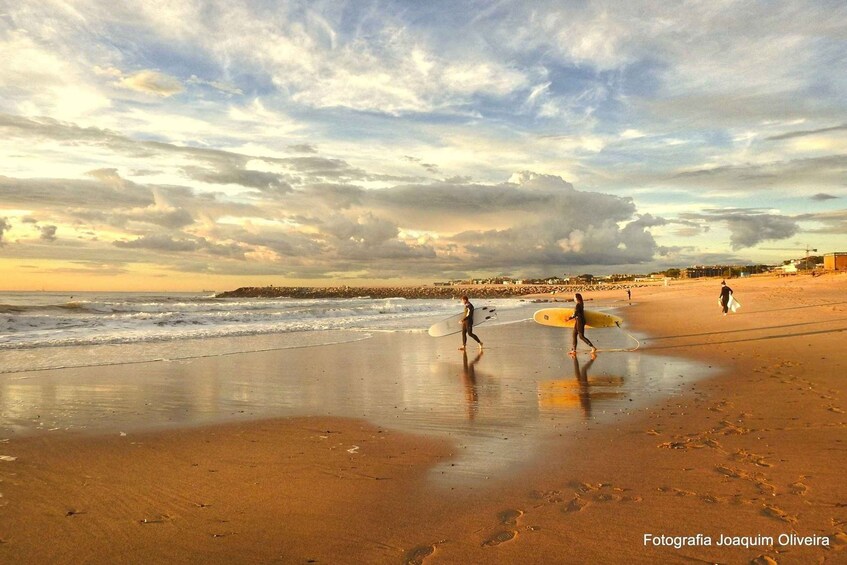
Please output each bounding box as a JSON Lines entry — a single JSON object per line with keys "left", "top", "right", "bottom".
{"left": 459, "top": 295, "right": 483, "bottom": 351}
{"left": 568, "top": 293, "right": 597, "bottom": 358}
{"left": 719, "top": 281, "right": 734, "bottom": 315}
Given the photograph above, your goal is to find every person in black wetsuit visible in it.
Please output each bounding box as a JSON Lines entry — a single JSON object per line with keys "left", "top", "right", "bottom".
{"left": 459, "top": 295, "right": 483, "bottom": 351}
{"left": 719, "top": 280, "right": 734, "bottom": 315}
{"left": 567, "top": 293, "right": 597, "bottom": 357}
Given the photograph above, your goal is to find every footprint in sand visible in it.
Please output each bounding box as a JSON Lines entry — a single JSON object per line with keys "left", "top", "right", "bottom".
{"left": 564, "top": 495, "right": 590, "bottom": 513}
{"left": 762, "top": 504, "right": 798, "bottom": 524}
{"left": 481, "top": 509, "right": 524, "bottom": 547}
{"left": 732, "top": 449, "right": 772, "bottom": 468}
{"left": 716, "top": 465, "right": 750, "bottom": 479}
{"left": 571, "top": 481, "right": 602, "bottom": 494}
{"left": 716, "top": 420, "right": 750, "bottom": 435}
{"left": 482, "top": 530, "right": 516, "bottom": 547}
{"left": 754, "top": 478, "right": 776, "bottom": 496}
{"left": 830, "top": 532, "right": 847, "bottom": 551}
{"left": 789, "top": 479, "right": 809, "bottom": 496}
{"left": 709, "top": 400, "right": 733, "bottom": 413}
{"left": 497, "top": 509, "right": 524, "bottom": 526}
{"left": 404, "top": 544, "right": 436, "bottom": 565}
{"left": 529, "top": 489, "right": 565, "bottom": 504}
{"left": 658, "top": 486, "right": 697, "bottom": 497}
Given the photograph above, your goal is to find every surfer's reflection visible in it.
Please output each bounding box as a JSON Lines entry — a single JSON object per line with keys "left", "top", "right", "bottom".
{"left": 537, "top": 357, "right": 626, "bottom": 418}
{"left": 573, "top": 354, "right": 595, "bottom": 419}
{"left": 462, "top": 350, "right": 482, "bottom": 420}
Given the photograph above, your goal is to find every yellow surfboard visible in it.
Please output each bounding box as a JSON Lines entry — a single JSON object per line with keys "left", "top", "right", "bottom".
{"left": 533, "top": 307, "right": 623, "bottom": 328}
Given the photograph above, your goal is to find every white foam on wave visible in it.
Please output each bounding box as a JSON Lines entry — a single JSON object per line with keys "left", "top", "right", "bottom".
{"left": 1, "top": 296, "right": 528, "bottom": 350}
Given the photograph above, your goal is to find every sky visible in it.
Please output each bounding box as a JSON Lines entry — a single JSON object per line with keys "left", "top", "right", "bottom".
{"left": 1, "top": 0, "right": 846, "bottom": 291}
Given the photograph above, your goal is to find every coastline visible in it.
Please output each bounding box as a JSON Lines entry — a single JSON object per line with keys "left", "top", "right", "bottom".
{"left": 1, "top": 274, "right": 845, "bottom": 563}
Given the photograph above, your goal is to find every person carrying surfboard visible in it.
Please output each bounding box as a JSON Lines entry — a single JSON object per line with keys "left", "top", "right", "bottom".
{"left": 459, "top": 295, "right": 483, "bottom": 351}
{"left": 567, "top": 293, "right": 597, "bottom": 357}
{"left": 719, "top": 280, "right": 734, "bottom": 315}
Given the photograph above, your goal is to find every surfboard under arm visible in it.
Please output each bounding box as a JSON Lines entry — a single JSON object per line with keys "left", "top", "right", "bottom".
{"left": 427, "top": 306, "right": 497, "bottom": 337}
{"left": 533, "top": 307, "right": 623, "bottom": 329}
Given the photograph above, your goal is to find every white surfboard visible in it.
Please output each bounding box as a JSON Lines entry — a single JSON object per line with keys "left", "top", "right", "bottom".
{"left": 427, "top": 306, "right": 497, "bottom": 337}
{"left": 719, "top": 293, "right": 741, "bottom": 312}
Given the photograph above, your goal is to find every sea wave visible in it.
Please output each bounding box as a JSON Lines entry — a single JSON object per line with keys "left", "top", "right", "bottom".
{"left": 0, "top": 295, "right": 528, "bottom": 351}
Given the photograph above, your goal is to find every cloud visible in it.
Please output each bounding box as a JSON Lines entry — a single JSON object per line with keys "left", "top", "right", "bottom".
{"left": 39, "top": 225, "right": 57, "bottom": 241}
{"left": 765, "top": 124, "right": 847, "bottom": 141}
{"left": 183, "top": 165, "right": 293, "bottom": 194}
{"left": 681, "top": 209, "right": 800, "bottom": 250}
{"left": 811, "top": 193, "right": 839, "bottom": 201}
{"left": 670, "top": 155, "right": 847, "bottom": 192}
{"left": 30, "top": 262, "right": 131, "bottom": 277}
{"left": 186, "top": 75, "right": 243, "bottom": 96}
{"left": 320, "top": 213, "right": 436, "bottom": 260}
{"left": 113, "top": 233, "right": 248, "bottom": 259}
{"left": 0, "top": 174, "right": 153, "bottom": 210}
{"left": 0, "top": 218, "right": 10, "bottom": 245}
{"left": 0, "top": 114, "right": 368, "bottom": 186}
{"left": 287, "top": 144, "right": 318, "bottom": 154}
{"left": 403, "top": 155, "right": 439, "bottom": 174}
{"left": 119, "top": 70, "right": 184, "bottom": 97}
{"left": 795, "top": 209, "right": 847, "bottom": 235}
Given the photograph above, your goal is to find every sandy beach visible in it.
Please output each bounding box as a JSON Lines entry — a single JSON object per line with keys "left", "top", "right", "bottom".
{"left": 1, "top": 274, "right": 846, "bottom": 564}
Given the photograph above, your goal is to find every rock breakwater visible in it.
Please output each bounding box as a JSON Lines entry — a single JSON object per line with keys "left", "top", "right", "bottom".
{"left": 216, "top": 284, "right": 636, "bottom": 300}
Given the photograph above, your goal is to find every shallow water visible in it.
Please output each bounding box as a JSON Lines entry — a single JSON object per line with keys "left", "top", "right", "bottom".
{"left": 0, "top": 310, "right": 715, "bottom": 485}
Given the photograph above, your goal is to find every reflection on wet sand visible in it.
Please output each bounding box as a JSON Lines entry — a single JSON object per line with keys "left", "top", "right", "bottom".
{"left": 1, "top": 321, "right": 714, "bottom": 483}
{"left": 537, "top": 355, "right": 626, "bottom": 419}
{"left": 461, "top": 350, "right": 482, "bottom": 420}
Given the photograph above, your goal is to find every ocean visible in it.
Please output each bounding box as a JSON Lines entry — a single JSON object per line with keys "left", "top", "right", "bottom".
{"left": 0, "top": 291, "right": 530, "bottom": 373}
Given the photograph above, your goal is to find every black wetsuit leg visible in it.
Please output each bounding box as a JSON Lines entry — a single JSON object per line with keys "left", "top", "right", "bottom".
{"left": 573, "top": 321, "right": 594, "bottom": 349}
{"left": 465, "top": 322, "right": 481, "bottom": 345}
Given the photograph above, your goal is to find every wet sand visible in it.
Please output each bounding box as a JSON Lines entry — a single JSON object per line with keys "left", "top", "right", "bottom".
{"left": 1, "top": 274, "right": 846, "bottom": 563}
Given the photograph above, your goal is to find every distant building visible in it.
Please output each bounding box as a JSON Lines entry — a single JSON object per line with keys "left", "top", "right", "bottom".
{"left": 681, "top": 266, "right": 725, "bottom": 278}
{"left": 824, "top": 252, "right": 847, "bottom": 271}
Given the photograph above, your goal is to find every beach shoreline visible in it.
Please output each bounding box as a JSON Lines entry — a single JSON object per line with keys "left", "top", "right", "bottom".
{"left": 1, "top": 274, "right": 845, "bottom": 563}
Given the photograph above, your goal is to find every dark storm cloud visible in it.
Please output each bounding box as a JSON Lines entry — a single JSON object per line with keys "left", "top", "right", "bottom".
{"left": 681, "top": 209, "right": 800, "bottom": 250}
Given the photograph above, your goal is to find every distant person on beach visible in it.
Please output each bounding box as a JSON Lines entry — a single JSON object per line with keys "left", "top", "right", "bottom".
{"left": 459, "top": 295, "right": 483, "bottom": 351}
{"left": 627, "top": 288, "right": 631, "bottom": 302}
{"left": 719, "top": 280, "right": 734, "bottom": 315}
{"left": 567, "top": 293, "right": 597, "bottom": 358}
